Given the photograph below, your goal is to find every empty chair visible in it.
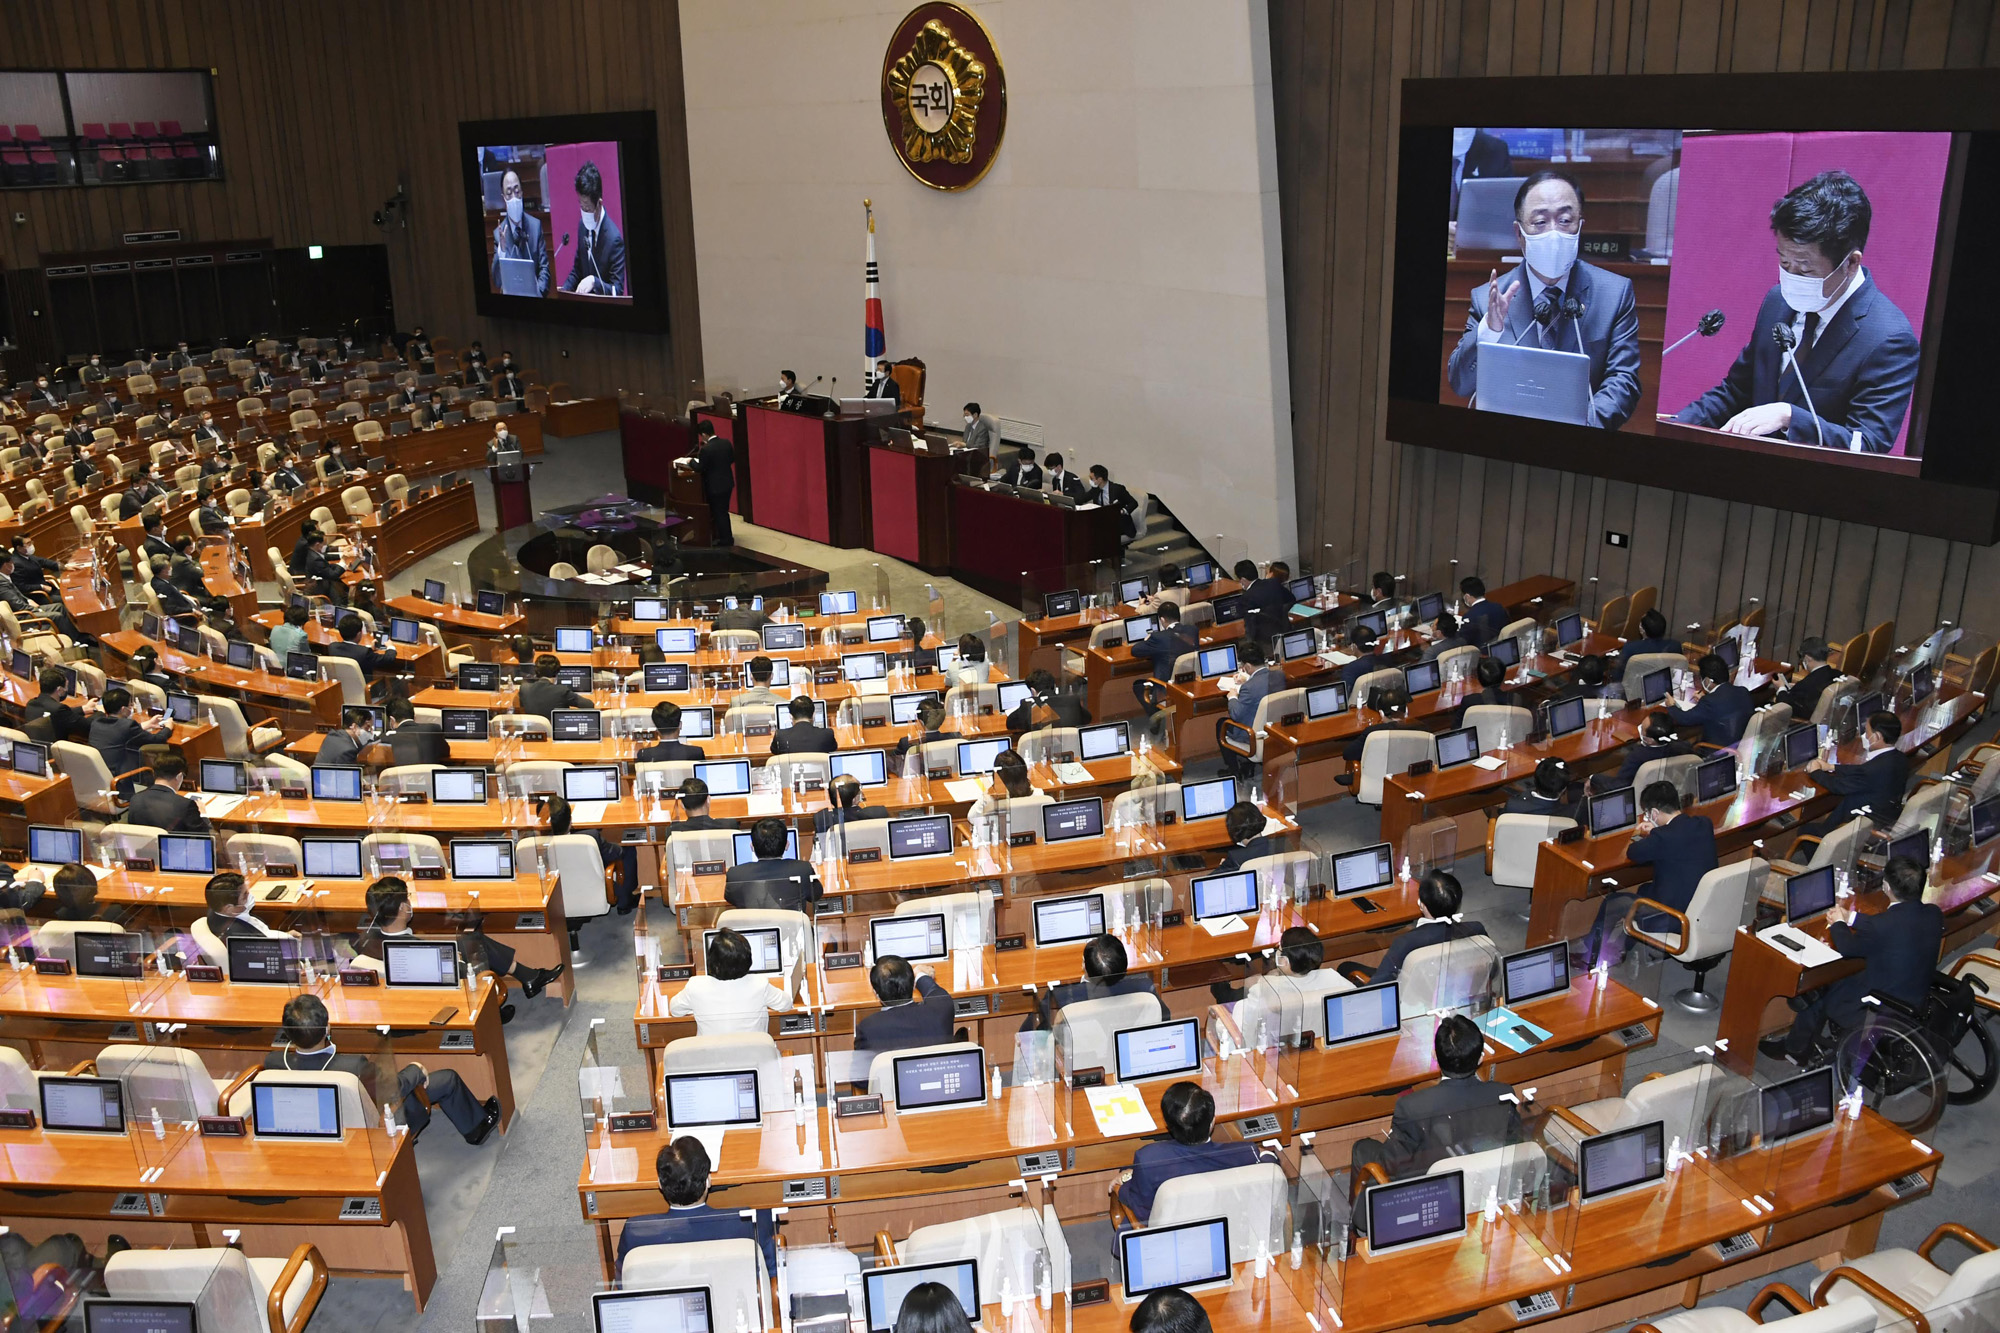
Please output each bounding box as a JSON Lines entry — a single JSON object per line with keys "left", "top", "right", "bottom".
{"left": 1109, "top": 782, "right": 1182, "bottom": 828}
{"left": 1052, "top": 992, "right": 1168, "bottom": 1074}
{"left": 547, "top": 561, "right": 579, "bottom": 580}
{"left": 98, "top": 1044, "right": 229, "bottom": 1121}
{"left": 376, "top": 764, "right": 444, "bottom": 794}
{"left": 34, "top": 919, "right": 129, "bottom": 963}
{"left": 319, "top": 655, "right": 368, "bottom": 707}
{"left": 1623, "top": 859, "right": 1768, "bottom": 1011}
{"left": 384, "top": 472, "right": 410, "bottom": 505}
{"left": 1462, "top": 704, "right": 1533, "bottom": 753}
{"left": 517, "top": 833, "right": 614, "bottom": 958}
{"left": 1815, "top": 1223, "right": 2000, "bottom": 1333}
{"left": 0, "top": 1047, "right": 40, "bottom": 1112}
{"left": 619, "top": 1238, "right": 766, "bottom": 1333}
{"left": 763, "top": 754, "right": 830, "bottom": 789}
{"left": 586, "top": 543, "right": 619, "bottom": 573}
{"left": 663, "top": 1032, "right": 785, "bottom": 1111}
{"left": 1397, "top": 934, "right": 1501, "bottom": 1018}
{"left": 340, "top": 484, "right": 373, "bottom": 519}
{"left": 1623, "top": 652, "right": 1688, "bottom": 700}
{"left": 99, "top": 823, "right": 167, "bottom": 865}
{"left": 1016, "top": 727, "right": 1081, "bottom": 767}
{"left": 501, "top": 759, "right": 570, "bottom": 794}
{"left": 895, "top": 1207, "right": 1054, "bottom": 1302}
{"left": 1636, "top": 1296, "right": 1874, "bottom": 1333}
{"left": 361, "top": 832, "right": 446, "bottom": 873}
{"left": 1487, "top": 813, "right": 1576, "bottom": 889}
{"left": 224, "top": 832, "right": 304, "bottom": 873}
{"left": 51, "top": 740, "right": 134, "bottom": 814}
{"left": 226, "top": 1067, "right": 377, "bottom": 1129}
{"left": 1634, "top": 752, "right": 1703, "bottom": 802}
{"left": 1426, "top": 1141, "right": 1547, "bottom": 1214}
{"left": 1355, "top": 729, "right": 1437, "bottom": 805}
{"left": 104, "top": 1243, "right": 328, "bottom": 1333}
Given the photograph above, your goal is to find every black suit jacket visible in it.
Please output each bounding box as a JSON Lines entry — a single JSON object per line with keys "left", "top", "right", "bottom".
{"left": 565, "top": 215, "right": 627, "bottom": 296}
{"left": 1777, "top": 665, "right": 1839, "bottom": 721}
{"left": 315, "top": 730, "right": 363, "bottom": 768}
{"left": 1818, "top": 747, "right": 1911, "bottom": 829}
{"left": 1382, "top": 1073, "right": 1522, "bottom": 1175}
{"left": 495, "top": 373, "right": 526, "bottom": 402}
{"left": 636, "top": 739, "right": 705, "bottom": 763}
{"left": 518, "top": 677, "right": 586, "bottom": 719}
{"left": 722, "top": 859, "right": 824, "bottom": 911}
{"left": 1045, "top": 471, "right": 1087, "bottom": 501}
{"left": 389, "top": 720, "right": 449, "bottom": 767}
{"left": 1242, "top": 578, "right": 1292, "bottom": 644}
{"left": 769, "top": 722, "right": 836, "bottom": 756}
{"left": 325, "top": 639, "right": 399, "bottom": 676}
{"left": 853, "top": 975, "right": 956, "bottom": 1052}
{"left": 24, "top": 694, "right": 85, "bottom": 741}
{"left": 1218, "top": 834, "right": 1286, "bottom": 872}
{"left": 1626, "top": 813, "right": 1718, "bottom": 914}
{"left": 812, "top": 804, "right": 890, "bottom": 835}
{"left": 1371, "top": 918, "right": 1490, "bottom": 983}
{"left": 1083, "top": 480, "right": 1139, "bottom": 539}
{"left": 871, "top": 376, "right": 901, "bottom": 407}
{"left": 124, "top": 783, "right": 210, "bottom": 833}
{"left": 1607, "top": 738, "right": 1694, "bottom": 792}
{"left": 1001, "top": 461, "right": 1043, "bottom": 489}
{"left": 693, "top": 438, "right": 735, "bottom": 500}
{"left": 90, "top": 714, "right": 168, "bottom": 777}
{"left": 1667, "top": 682, "right": 1754, "bottom": 746}
{"left": 1450, "top": 130, "right": 1512, "bottom": 217}
{"left": 1674, "top": 277, "right": 1920, "bottom": 453}
{"left": 1004, "top": 692, "right": 1091, "bottom": 732}
{"left": 1831, "top": 899, "right": 1944, "bottom": 1011}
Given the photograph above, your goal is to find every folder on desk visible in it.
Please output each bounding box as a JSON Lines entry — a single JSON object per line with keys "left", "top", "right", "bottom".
{"left": 1479, "top": 1005, "right": 1551, "bottom": 1053}
{"left": 1755, "top": 923, "right": 1843, "bottom": 969}
{"left": 1050, "top": 761, "right": 1094, "bottom": 786}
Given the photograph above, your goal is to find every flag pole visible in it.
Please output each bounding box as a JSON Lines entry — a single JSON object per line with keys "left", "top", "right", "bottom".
{"left": 864, "top": 199, "right": 884, "bottom": 395}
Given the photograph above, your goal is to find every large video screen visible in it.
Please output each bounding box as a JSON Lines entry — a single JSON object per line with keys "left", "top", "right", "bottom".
{"left": 1388, "top": 72, "right": 2000, "bottom": 541}
{"left": 458, "top": 111, "right": 667, "bottom": 333}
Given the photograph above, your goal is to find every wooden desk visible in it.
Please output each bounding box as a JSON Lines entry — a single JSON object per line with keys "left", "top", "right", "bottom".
{"left": 1158, "top": 654, "right": 1341, "bottom": 765}
{"left": 867, "top": 439, "right": 962, "bottom": 570}
{"left": 543, "top": 396, "right": 620, "bottom": 437}
{"left": 0, "top": 770, "right": 79, "bottom": 850}
{"left": 353, "top": 480, "right": 481, "bottom": 580}
{"left": 381, "top": 595, "right": 524, "bottom": 641}
{"left": 948, "top": 483, "right": 1121, "bottom": 607}
{"left": 100, "top": 630, "right": 342, "bottom": 734}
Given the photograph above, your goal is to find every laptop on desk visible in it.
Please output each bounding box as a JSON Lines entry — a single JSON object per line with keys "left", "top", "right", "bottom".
{"left": 1455, "top": 176, "right": 1529, "bottom": 251}
{"left": 494, "top": 256, "right": 541, "bottom": 297}
{"left": 1475, "top": 342, "right": 1592, "bottom": 426}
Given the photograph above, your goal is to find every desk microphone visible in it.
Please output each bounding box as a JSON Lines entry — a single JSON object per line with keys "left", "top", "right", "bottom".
{"left": 553, "top": 233, "right": 572, "bottom": 269}
{"left": 1661, "top": 308, "right": 1725, "bottom": 357}
{"left": 1561, "top": 296, "right": 1587, "bottom": 355}
{"left": 1771, "top": 323, "right": 1825, "bottom": 449}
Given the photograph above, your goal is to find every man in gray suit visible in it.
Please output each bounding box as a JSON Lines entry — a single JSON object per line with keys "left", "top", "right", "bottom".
{"left": 490, "top": 168, "right": 551, "bottom": 297}
{"left": 960, "top": 402, "right": 1000, "bottom": 476}
{"left": 1446, "top": 170, "right": 1641, "bottom": 430}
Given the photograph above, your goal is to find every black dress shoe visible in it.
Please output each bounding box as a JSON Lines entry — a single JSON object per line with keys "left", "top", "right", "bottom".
{"left": 464, "top": 1097, "right": 501, "bottom": 1147}
{"left": 616, "top": 902, "right": 636, "bottom": 916}
{"left": 1757, "top": 1034, "right": 1798, "bottom": 1064}
{"left": 500, "top": 1003, "right": 517, "bottom": 1024}
{"left": 520, "top": 963, "right": 567, "bottom": 999}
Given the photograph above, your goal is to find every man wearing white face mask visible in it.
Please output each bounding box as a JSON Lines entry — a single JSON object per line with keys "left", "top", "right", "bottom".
{"left": 563, "top": 160, "right": 626, "bottom": 297}
{"left": 490, "top": 167, "right": 551, "bottom": 297}
{"left": 1671, "top": 169, "right": 1917, "bottom": 454}
{"left": 1446, "top": 170, "right": 1642, "bottom": 429}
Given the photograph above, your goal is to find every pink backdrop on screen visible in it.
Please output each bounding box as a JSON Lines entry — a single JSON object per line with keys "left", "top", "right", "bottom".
{"left": 542, "top": 140, "right": 624, "bottom": 279}
{"left": 1658, "top": 130, "right": 1949, "bottom": 454}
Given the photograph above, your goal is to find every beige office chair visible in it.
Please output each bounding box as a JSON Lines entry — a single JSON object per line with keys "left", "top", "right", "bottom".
{"left": 1623, "top": 652, "right": 1687, "bottom": 700}
{"left": 51, "top": 740, "right": 137, "bottom": 814}
{"left": 619, "top": 1239, "right": 767, "bottom": 1333}
{"left": 1461, "top": 703, "right": 1533, "bottom": 753}
{"left": 1355, "top": 729, "right": 1436, "bottom": 805}
{"left": 517, "top": 833, "right": 615, "bottom": 957}
{"left": 1815, "top": 1226, "right": 2000, "bottom": 1333}
{"left": 340, "top": 484, "right": 373, "bottom": 519}
{"left": 105, "top": 1243, "right": 328, "bottom": 1333}
{"left": 1052, "top": 993, "right": 1168, "bottom": 1076}
{"left": 1635, "top": 1296, "right": 1874, "bottom": 1333}
{"left": 1487, "top": 813, "right": 1576, "bottom": 889}
{"left": 547, "top": 562, "right": 579, "bottom": 579}
{"left": 586, "top": 544, "right": 619, "bottom": 573}
{"left": 893, "top": 1208, "right": 1052, "bottom": 1304}
{"left": 662, "top": 1032, "right": 786, "bottom": 1111}
{"left": 1624, "top": 859, "right": 1768, "bottom": 1012}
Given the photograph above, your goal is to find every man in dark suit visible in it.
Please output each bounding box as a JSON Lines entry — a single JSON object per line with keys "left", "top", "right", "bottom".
{"left": 270, "top": 993, "right": 500, "bottom": 1145}
{"left": 494, "top": 365, "right": 526, "bottom": 406}
{"left": 615, "top": 1138, "right": 777, "bottom": 1277}
{"left": 69, "top": 449, "right": 100, "bottom": 490}
{"left": 246, "top": 366, "right": 276, "bottom": 393}
{"left": 490, "top": 169, "right": 552, "bottom": 297}
{"left": 636, "top": 701, "right": 706, "bottom": 763}
{"left": 562, "top": 160, "right": 627, "bottom": 296}
{"left": 385, "top": 697, "right": 447, "bottom": 766}
{"left": 123, "top": 756, "right": 209, "bottom": 833}
{"left": 686, "top": 420, "right": 735, "bottom": 547}
{"left": 296, "top": 533, "right": 347, "bottom": 604}
{"left": 1005, "top": 668, "right": 1091, "bottom": 732}
{"left": 79, "top": 354, "right": 107, "bottom": 384}
{"left": 1042, "top": 452, "right": 1087, "bottom": 501}
{"left": 1800, "top": 710, "right": 1910, "bottom": 836}
{"left": 1036, "top": 934, "right": 1162, "bottom": 1031}
{"left": 1339, "top": 625, "right": 1388, "bottom": 695}
{"left": 1223, "top": 639, "right": 1287, "bottom": 731}
{"left": 1664, "top": 654, "right": 1754, "bottom": 746}
{"left": 314, "top": 708, "right": 375, "bottom": 769}
{"left": 24, "top": 667, "right": 87, "bottom": 742}
{"left": 1589, "top": 780, "right": 1718, "bottom": 964}
{"left": 28, "top": 377, "right": 61, "bottom": 409}
{"left": 1352, "top": 1014, "right": 1521, "bottom": 1180}
{"left": 63, "top": 418, "right": 94, "bottom": 452}
{"left": 355, "top": 875, "right": 561, "bottom": 1016}
{"left": 768, "top": 695, "right": 836, "bottom": 756}
{"left": 1240, "top": 559, "right": 1293, "bottom": 646}
{"left": 1446, "top": 170, "right": 1642, "bottom": 430}
{"left": 519, "top": 654, "right": 587, "bottom": 719}
{"left": 269, "top": 454, "right": 307, "bottom": 492}
{"left": 149, "top": 563, "right": 200, "bottom": 620}
{"left": 870, "top": 359, "right": 901, "bottom": 407}
{"left": 1777, "top": 638, "right": 1839, "bottom": 721}
{"left": 999, "top": 445, "right": 1042, "bottom": 490}
{"left": 1216, "top": 801, "right": 1285, "bottom": 872}
{"left": 1368, "top": 871, "right": 1490, "bottom": 984}
{"left": 1447, "top": 126, "right": 1512, "bottom": 221}
{"left": 1420, "top": 612, "right": 1471, "bottom": 663}
{"left": 1457, "top": 577, "right": 1509, "bottom": 645}
{"left": 893, "top": 698, "right": 950, "bottom": 770}
{"left": 722, "top": 817, "right": 823, "bottom": 911}
{"left": 672, "top": 779, "right": 739, "bottom": 834}
{"left": 1674, "top": 170, "right": 1918, "bottom": 454}
{"left": 169, "top": 342, "right": 196, "bottom": 371}
{"left": 812, "top": 775, "right": 889, "bottom": 836}
{"left": 1595, "top": 713, "right": 1694, "bottom": 794}
{"left": 8, "top": 538, "right": 58, "bottom": 601}
{"left": 1502, "top": 757, "right": 1578, "bottom": 822}
{"left": 89, "top": 688, "right": 174, "bottom": 793}
{"left": 199, "top": 871, "right": 283, "bottom": 945}
{"left": 1118, "top": 1082, "right": 1271, "bottom": 1224}
{"left": 1084, "top": 465, "right": 1141, "bottom": 541}
{"left": 1129, "top": 602, "right": 1198, "bottom": 712}
{"left": 191, "top": 411, "right": 227, "bottom": 453}
{"left": 1764, "top": 856, "right": 1943, "bottom": 1064}
{"left": 853, "top": 956, "right": 955, "bottom": 1053}
{"left": 1614, "top": 609, "right": 1683, "bottom": 680}
{"left": 118, "top": 467, "right": 166, "bottom": 520}
{"left": 325, "top": 613, "right": 399, "bottom": 676}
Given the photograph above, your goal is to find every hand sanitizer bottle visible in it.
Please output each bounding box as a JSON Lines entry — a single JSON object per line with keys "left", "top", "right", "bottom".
{"left": 990, "top": 1064, "right": 1003, "bottom": 1102}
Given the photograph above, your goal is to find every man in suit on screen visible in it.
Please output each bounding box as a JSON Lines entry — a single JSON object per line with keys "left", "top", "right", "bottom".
{"left": 563, "top": 161, "right": 627, "bottom": 297}
{"left": 490, "top": 168, "right": 551, "bottom": 297}
{"left": 1672, "top": 170, "right": 1918, "bottom": 454}
{"left": 1446, "top": 170, "right": 1642, "bottom": 430}
{"left": 1447, "top": 126, "right": 1512, "bottom": 227}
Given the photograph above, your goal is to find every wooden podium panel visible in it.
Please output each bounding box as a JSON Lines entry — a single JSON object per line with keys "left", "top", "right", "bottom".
{"left": 948, "top": 483, "right": 1121, "bottom": 604}
{"left": 742, "top": 403, "right": 883, "bottom": 548}
{"left": 867, "top": 440, "right": 959, "bottom": 569}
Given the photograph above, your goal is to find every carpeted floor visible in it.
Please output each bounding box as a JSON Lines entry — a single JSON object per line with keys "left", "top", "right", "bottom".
{"left": 290, "top": 431, "right": 2000, "bottom": 1329}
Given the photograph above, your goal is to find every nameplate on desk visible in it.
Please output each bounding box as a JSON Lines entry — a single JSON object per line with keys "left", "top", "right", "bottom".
{"left": 995, "top": 934, "right": 1026, "bottom": 952}
{"left": 33, "top": 958, "right": 69, "bottom": 976}
{"left": 1308, "top": 882, "right": 1328, "bottom": 901}
{"left": 834, "top": 1094, "right": 883, "bottom": 1119}
{"left": 847, "top": 848, "right": 882, "bottom": 865}
{"left": 1008, "top": 831, "right": 1037, "bottom": 847}
{"left": 801, "top": 777, "right": 826, "bottom": 791}
{"left": 412, "top": 866, "right": 446, "bottom": 880}
{"left": 1556, "top": 826, "right": 1585, "bottom": 844}
{"left": 185, "top": 963, "right": 224, "bottom": 983}
{"left": 861, "top": 716, "right": 886, "bottom": 728}
{"left": 953, "top": 996, "right": 991, "bottom": 1018}
{"left": 1173, "top": 672, "right": 1195, "bottom": 684}
{"left": 398, "top": 792, "right": 427, "bottom": 804}
{"left": 1281, "top": 712, "right": 1305, "bottom": 727}
{"left": 1070, "top": 1281, "right": 1111, "bottom": 1309}
{"left": 279, "top": 782, "right": 308, "bottom": 797}
{"left": 0, "top": 848, "right": 20, "bottom": 864}
{"left": 1161, "top": 910, "right": 1185, "bottom": 928}
{"left": 815, "top": 669, "right": 841, "bottom": 685}
{"left": 1069, "top": 1067, "right": 1105, "bottom": 1089}
{"left": 744, "top": 724, "right": 774, "bottom": 738}
{"left": 198, "top": 1115, "right": 246, "bottom": 1137}
{"left": 1406, "top": 760, "right": 1433, "bottom": 776}
{"left": 779, "top": 1013, "right": 819, "bottom": 1036}
{"left": 1054, "top": 751, "right": 1076, "bottom": 765}
{"left": 926, "top": 768, "right": 951, "bottom": 781}
{"left": 263, "top": 863, "right": 299, "bottom": 879}
{"left": 0, "top": 1109, "right": 35, "bottom": 1131}
{"left": 1157, "top": 810, "right": 1176, "bottom": 826}
{"left": 691, "top": 860, "right": 726, "bottom": 877}
{"left": 122, "top": 857, "right": 155, "bottom": 873}
{"left": 337, "top": 969, "right": 379, "bottom": 987}
{"left": 980, "top": 705, "right": 994, "bottom": 716}
{"left": 608, "top": 1112, "right": 656, "bottom": 1133}
{"left": 823, "top": 951, "right": 863, "bottom": 971}
{"left": 657, "top": 964, "right": 695, "bottom": 982}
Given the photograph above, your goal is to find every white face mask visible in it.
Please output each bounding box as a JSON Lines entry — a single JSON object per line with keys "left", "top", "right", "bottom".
{"left": 1451, "top": 127, "right": 1476, "bottom": 158}
{"left": 964, "top": 415, "right": 973, "bottom": 426}
{"left": 505, "top": 197, "right": 524, "bottom": 225}
{"left": 580, "top": 206, "right": 598, "bottom": 232}
{"left": 1521, "top": 227, "right": 1579, "bottom": 283}
{"left": 1778, "top": 258, "right": 1850, "bottom": 315}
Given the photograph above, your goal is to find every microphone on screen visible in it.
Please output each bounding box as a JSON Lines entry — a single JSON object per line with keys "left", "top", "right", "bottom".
{"left": 1771, "top": 322, "right": 1825, "bottom": 449}
{"left": 1562, "top": 296, "right": 1587, "bottom": 355}
{"left": 1661, "top": 308, "right": 1726, "bottom": 357}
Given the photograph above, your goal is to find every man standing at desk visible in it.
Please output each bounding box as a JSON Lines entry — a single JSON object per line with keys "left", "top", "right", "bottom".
{"left": 491, "top": 168, "right": 551, "bottom": 297}
{"left": 1672, "top": 170, "right": 1918, "bottom": 454}
{"left": 563, "top": 161, "right": 626, "bottom": 297}
{"left": 1445, "top": 170, "right": 1642, "bottom": 430}
{"left": 961, "top": 402, "right": 999, "bottom": 475}
{"left": 685, "top": 420, "right": 734, "bottom": 547}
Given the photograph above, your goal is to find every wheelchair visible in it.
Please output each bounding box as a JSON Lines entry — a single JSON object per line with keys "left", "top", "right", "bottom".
{"left": 1831, "top": 971, "right": 1995, "bottom": 1133}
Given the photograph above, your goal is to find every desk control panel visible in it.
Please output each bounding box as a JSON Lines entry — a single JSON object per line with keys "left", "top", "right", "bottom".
{"left": 1714, "top": 1232, "right": 1759, "bottom": 1259}
{"left": 1890, "top": 1171, "right": 1933, "bottom": 1199}
{"left": 341, "top": 1197, "right": 383, "bottom": 1220}
{"left": 438, "top": 1032, "right": 475, "bottom": 1050}
{"left": 1507, "top": 1292, "right": 1562, "bottom": 1321}
{"left": 1236, "top": 1113, "right": 1282, "bottom": 1139}
{"left": 782, "top": 1177, "right": 831, "bottom": 1203}
{"left": 1016, "top": 1151, "right": 1063, "bottom": 1177}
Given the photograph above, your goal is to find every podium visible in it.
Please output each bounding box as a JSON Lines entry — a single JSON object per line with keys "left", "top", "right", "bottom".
{"left": 487, "top": 455, "right": 536, "bottom": 533}
{"left": 868, "top": 437, "right": 963, "bottom": 569}
{"left": 741, "top": 402, "right": 884, "bottom": 548}
{"left": 665, "top": 462, "right": 716, "bottom": 547}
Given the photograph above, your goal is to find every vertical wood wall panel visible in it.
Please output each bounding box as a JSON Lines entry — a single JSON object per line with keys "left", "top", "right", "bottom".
{"left": 1272, "top": 0, "right": 2000, "bottom": 658}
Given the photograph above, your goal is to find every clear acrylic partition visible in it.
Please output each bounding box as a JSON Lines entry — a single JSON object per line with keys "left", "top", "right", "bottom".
{"left": 577, "top": 1021, "right": 655, "bottom": 1200}
{"left": 1259, "top": 751, "right": 1302, "bottom": 825}
{"left": 858, "top": 1207, "right": 1056, "bottom": 1329}
{"left": 778, "top": 1242, "right": 868, "bottom": 1333}
{"left": 868, "top": 561, "right": 892, "bottom": 613}
{"left": 121, "top": 1041, "right": 207, "bottom": 1175}
{"left": 1207, "top": 537, "right": 1249, "bottom": 586}
{"left": 1404, "top": 817, "right": 1460, "bottom": 880}
{"left": 1831, "top": 1007, "right": 1946, "bottom": 1144}
{"left": 981, "top": 618, "right": 1020, "bottom": 685}
{"left": 1398, "top": 934, "right": 1499, "bottom": 1021}
{"left": 476, "top": 1231, "right": 556, "bottom": 1329}
{"left": 346, "top": 1029, "right": 407, "bottom": 1181}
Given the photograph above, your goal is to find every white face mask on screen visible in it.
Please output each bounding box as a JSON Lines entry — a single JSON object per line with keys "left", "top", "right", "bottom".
{"left": 1452, "top": 127, "right": 1476, "bottom": 158}
{"left": 1778, "top": 256, "right": 1853, "bottom": 315}
{"left": 1521, "top": 228, "right": 1579, "bottom": 283}
{"left": 505, "top": 196, "right": 524, "bottom": 225}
